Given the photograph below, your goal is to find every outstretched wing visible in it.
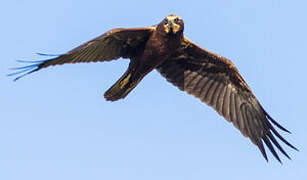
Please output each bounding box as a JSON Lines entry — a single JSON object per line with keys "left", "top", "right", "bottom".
{"left": 9, "top": 27, "right": 155, "bottom": 81}
{"left": 156, "top": 37, "right": 297, "bottom": 162}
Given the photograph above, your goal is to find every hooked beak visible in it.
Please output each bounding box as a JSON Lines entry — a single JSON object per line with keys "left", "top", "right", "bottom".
{"left": 164, "top": 19, "right": 181, "bottom": 34}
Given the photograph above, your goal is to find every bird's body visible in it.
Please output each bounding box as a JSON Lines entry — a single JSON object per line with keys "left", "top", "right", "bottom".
{"left": 136, "top": 28, "right": 182, "bottom": 74}
{"left": 105, "top": 15, "right": 184, "bottom": 100}
{"left": 10, "top": 15, "right": 297, "bottom": 162}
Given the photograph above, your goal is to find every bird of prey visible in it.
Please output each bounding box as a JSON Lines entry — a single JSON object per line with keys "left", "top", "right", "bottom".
{"left": 10, "top": 15, "right": 297, "bottom": 162}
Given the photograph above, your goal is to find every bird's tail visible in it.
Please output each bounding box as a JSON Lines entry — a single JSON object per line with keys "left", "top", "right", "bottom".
{"left": 104, "top": 70, "right": 141, "bottom": 101}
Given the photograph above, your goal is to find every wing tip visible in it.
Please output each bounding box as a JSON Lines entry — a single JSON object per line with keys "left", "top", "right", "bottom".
{"left": 261, "top": 106, "right": 291, "bottom": 133}
{"left": 8, "top": 53, "right": 64, "bottom": 81}
{"left": 260, "top": 108, "right": 298, "bottom": 163}
{"left": 8, "top": 66, "right": 39, "bottom": 81}
{"left": 8, "top": 59, "right": 48, "bottom": 81}
{"left": 245, "top": 104, "right": 297, "bottom": 163}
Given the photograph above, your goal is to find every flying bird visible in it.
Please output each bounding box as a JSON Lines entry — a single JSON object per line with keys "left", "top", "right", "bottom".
{"left": 10, "top": 15, "right": 297, "bottom": 162}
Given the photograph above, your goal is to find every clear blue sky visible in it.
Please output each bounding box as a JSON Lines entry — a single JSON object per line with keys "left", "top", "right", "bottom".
{"left": 1, "top": 1, "right": 306, "bottom": 179}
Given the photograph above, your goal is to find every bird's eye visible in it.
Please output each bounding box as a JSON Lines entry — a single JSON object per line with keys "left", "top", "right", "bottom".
{"left": 164, "top": 19, "right": 168, "bottom": 25}
{"left": 174, "top": 17, "right": 179, "bottom": 24}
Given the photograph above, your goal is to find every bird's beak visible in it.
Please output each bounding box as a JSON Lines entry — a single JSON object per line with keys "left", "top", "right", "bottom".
{"left": 164, "top": 20, "right": 181, "bottom": 34}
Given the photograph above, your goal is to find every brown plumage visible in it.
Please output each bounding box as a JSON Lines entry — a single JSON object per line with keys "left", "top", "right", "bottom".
{"left": 10, "top": 15, "right": 297, "bottom": 162}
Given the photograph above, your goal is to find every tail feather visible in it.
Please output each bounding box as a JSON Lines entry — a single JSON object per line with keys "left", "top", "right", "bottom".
{"left": 104, "top": 70, "right": 141, "bottom": 101}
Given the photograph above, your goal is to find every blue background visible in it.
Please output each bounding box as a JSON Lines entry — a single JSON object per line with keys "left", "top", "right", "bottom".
{"left": 1, "top": 0, "right": 306, "bottom": 179}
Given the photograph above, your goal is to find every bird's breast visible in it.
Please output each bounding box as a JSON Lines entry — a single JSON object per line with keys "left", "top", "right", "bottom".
{"left": 130, "top": 31, "right": 182, "bottom": 79}
{"left": 142, "top": 33, "right": 181, "bottom": 64}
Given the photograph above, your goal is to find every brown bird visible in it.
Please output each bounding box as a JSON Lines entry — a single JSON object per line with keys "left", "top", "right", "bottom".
{"left": 10, "top": 15, "right": 297, "bottom": 162}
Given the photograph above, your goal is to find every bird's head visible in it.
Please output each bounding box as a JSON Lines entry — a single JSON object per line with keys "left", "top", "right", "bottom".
{"left": 158, "top": 15, "right": 184, "bottom": 35}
